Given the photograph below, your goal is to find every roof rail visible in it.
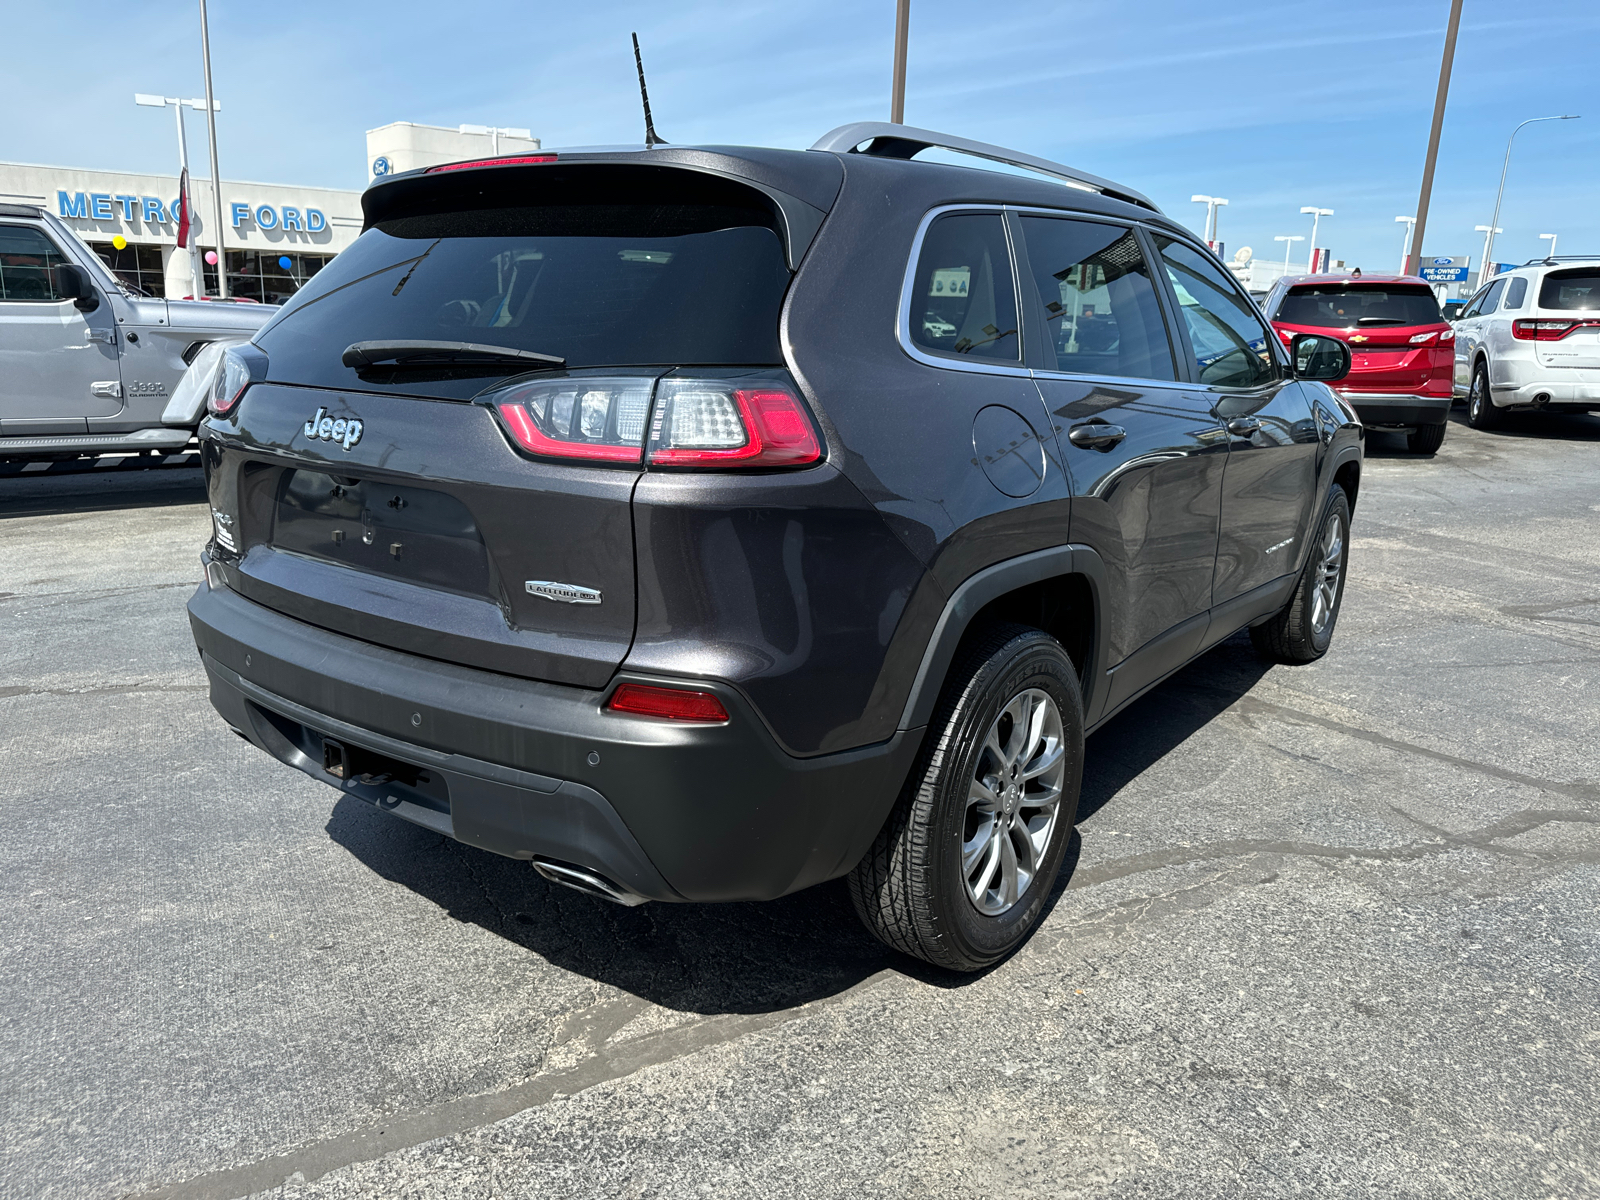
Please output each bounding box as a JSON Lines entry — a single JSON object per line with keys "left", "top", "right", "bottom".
{"left": 810, "top": 122, "right": 1160, "bottom": 214}
{"left": 0, "top": 202, "right": 44, "bottom": 219}
{"left": 1521, "top": 255, "right": 1599, "bottom": 265}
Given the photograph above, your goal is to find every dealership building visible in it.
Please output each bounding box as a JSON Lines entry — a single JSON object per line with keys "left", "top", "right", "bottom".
{"left": 0, "top": 123, "right": 537, "bottom": 304}
{"left": 0, "top": 161, "right": 363, "bottom": 302}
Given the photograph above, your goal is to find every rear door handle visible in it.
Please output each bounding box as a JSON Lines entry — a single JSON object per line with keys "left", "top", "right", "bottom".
{"left": 1226, "top": 417, "right": 1261, "bottom": 436}
{"left": 1067, "top": 423, "right": 1127, "bottom": 449}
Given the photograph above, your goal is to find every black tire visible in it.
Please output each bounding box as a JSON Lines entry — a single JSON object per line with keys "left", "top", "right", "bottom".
{"left": 1407, "top": 421, "right": 1447, "bottom": 454}
{"left": 1466, "top": 361, "right": 1502, "bottom": 430}
{"left": 849, "top": 623, "right": 1084, "bottom": 972}
{"left": 1250, "top": 486, "right": 1352, "bottom": 664}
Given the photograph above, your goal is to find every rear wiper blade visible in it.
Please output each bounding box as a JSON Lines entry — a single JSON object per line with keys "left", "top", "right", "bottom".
{"left": 342, "top": 341, "right": 566, "bottom": 369}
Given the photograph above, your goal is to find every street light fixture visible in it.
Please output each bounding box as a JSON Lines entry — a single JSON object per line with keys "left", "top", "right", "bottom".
{"left": 1475, "top": 225, "right": 1503, "bottom": 285}
{"left": 1190, "top": 195, "right": 1229, "bottom": 248}
{"left": 134, "top": 93, "right": 220, "bottom": 299}
{"left": 1480, "top": 114, "right": 1580, "bottom": 286}
{"left": 1274, "top": 235, "right": 1305, "bottom": 278}
{"left": 1395, "top": 216, "right": 1417, "bottom": 273}
{"left": 1300, "top": 206, "right": 1333, "bottom": 272}
{"left": 1539, "top": 232, "right": 1559, "bottom": 260}
{"left": 459, "top": 124, "right": 533, "bottom": 156}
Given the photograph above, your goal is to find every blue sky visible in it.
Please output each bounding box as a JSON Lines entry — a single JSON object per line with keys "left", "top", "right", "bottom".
{"left": 5, "top": 0, "right": 1596, "bottom": 272}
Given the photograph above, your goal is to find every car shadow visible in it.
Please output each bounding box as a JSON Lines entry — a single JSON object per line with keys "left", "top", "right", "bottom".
{"left": 325, "top": 629, "right": 1277, "bottom": 1012}
{"left": 0, "top": 465, "right": 206, "bottom": 519}
{"left": 1447, "top": 406, "right": 1600, "bottom": 441}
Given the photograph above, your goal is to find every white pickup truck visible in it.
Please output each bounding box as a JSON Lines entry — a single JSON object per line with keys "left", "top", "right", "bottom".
{"left": 0, "top": 202, "right": 270, "bottom": 460}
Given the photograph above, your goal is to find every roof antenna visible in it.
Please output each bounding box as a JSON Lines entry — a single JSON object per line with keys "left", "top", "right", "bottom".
{"left": 632, "top": 33, "right": 666, "bottom": 148}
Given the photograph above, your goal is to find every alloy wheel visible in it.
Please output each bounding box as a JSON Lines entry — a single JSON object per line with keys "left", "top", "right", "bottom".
{"left": 962, "top": 688, "right": 1067, "bottom": 916}
{"left": 1310, "top": 508, "right": 1345, "bottom": 636}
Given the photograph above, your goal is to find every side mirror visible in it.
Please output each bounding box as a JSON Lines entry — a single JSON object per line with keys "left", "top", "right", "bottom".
{"left": 1290, "top": 332, "right": 1350, "bottom": 382}
{"left": 55, "top": 263, "right": 100, "bottom": 313}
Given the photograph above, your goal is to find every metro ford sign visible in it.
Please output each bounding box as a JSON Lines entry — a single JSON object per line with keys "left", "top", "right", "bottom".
{"left": 57, "top": 190, "right": 326, "bottom": 233}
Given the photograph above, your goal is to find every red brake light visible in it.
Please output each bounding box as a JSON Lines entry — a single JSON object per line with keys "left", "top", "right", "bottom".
{"left": 647, "top": 383, "right": 821, "bottom": 467}
{"left": 426, "top": 154, "right": 557, "bottom": 173}
{"left": 1513, "top": 318, "right": 1600, "bottom": 341}
{"left": 607, "top": 683, "right": 729, "bottom": 722}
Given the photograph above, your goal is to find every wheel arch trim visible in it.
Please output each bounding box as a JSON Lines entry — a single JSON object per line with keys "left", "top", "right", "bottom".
{"left": 898, "top": 544, "right": 1107, "bottom": 732}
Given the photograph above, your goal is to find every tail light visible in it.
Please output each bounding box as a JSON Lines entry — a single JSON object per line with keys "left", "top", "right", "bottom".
{"left": 487, "top": 375, "right": 822, "bottom": 469}
{"left": 607, "top": 683, "right": 729, "bottom": 722}
{"left": 1513, "top": 318, "right": 1600, "bottom": 341}
{"left": 491, "top": 377, "right": 653, "bottom": 463}
{"left": 426, "top": 154, "right": 557, "bottom": 173}
{"left": 647, "top": 380, "right": 820, "bottom": 467}
{"left": 1276, "top": 328, "right": 1295, "bottom": 346}
{"left": 207, "top": 345, "right": 261, "bottom": 416}
{"left": 1440, "top": 328, "right": 1455, "bottom": 342}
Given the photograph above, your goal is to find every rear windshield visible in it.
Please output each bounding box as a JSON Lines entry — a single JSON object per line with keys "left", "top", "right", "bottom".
{"left": 1538, "top": 270, "right": 1600, "bottom": 311}
{"left": 1275, "top": 283, "right": 1442, "bottom": 328}
{"left": 254, "top": 197, "right": 790, "bottom": 399}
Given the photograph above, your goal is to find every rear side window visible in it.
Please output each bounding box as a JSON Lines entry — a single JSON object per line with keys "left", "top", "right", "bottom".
{"left": 1019, "top": 217, "right": 1175, "bottom": 381}
{"left": 1503, "top": 276, "right": 1528, "bottom": 309}
{"left": 1539, "top": 270, "right": 1600, "bottom": 311}
{"left": 1479, "top": 277, "right": 1507, "bottom": 314}
{"left": 1275, "top": 283, "right": 1443, "bottom": 328}
{"left": 908, "top": 213, "right": 1020, "bottom": 364}
{"left": 254, "top": 174, "right": 792, "bottom": 399}
{"left": 1153, "top": 237, "right": 1276, "bottom": 388}
{"left": 0, "top": 225, "right": 69, "bottom": 301}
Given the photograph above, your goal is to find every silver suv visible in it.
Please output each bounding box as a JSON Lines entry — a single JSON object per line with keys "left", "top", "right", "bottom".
{"left": 0, "top": 203, "right": 269, "bottom": 461}
{"left": 1454, "top": 257, "right": 1600, "bottom": 428}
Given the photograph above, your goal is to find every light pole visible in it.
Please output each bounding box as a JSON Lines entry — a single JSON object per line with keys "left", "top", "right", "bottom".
{"left": 197, "top": 0, "right": 229, "bottom": 299}
{"left": 890, "top": 0, "right": 910, "bottom": 123}
{"left": 1395, "top": 216, "right": 1417, "bottom": 273}
{"left": 1539, "top": 232, "right": 1558, "bottom": 260}
{"left": 1274, "top": 235, "right": 1305, "bottom": 279}
{"left": 459, "top": 124, "right": 533, "bottom": 156}
{"left": 1406, "top": 0, "right": 1464, "bottom": 276}
{"left": 134, "top": 94, "right": 218, "bottom": 299}
{"left": 1476, "top": 225, "right": 1503, "bottom": 285}
{"left": 1190, "top": 195, "right": 1229, "bottom": 248}
{"left": 1481, "top": 114, "right": 1580, "bottom": 286}
{"left": 1300, "top": 206, "right": 1333, "bottom": 272}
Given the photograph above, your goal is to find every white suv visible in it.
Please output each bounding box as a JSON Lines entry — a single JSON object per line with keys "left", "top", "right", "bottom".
{"left": 1453, "top": 258, "right": 1600, "bottom": 428}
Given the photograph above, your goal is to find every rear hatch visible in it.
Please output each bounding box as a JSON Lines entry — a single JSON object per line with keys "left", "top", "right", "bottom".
{"left": 1527, "top": 268, "right": 1600, "bottom": 371}
{"left": 1271, "top": 281, "right": 1451, "bottom": 393}
{"left": 208, "top": 160, "right": 817, "bottom": 687}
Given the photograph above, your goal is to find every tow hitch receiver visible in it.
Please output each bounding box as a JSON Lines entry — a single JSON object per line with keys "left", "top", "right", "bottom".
{"left": 322, "top": 738, "right": 348, "bottom": 779}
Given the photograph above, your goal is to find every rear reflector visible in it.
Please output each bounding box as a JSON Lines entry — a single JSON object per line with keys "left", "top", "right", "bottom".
{"left": 426, "top": 154, "right": 557, "bottom": 173}
{"left": 606, "top": 683, "right": 729, "bottom": 722}
{"left": 1513, "top": 318, "right": 1600, "bottom": 341}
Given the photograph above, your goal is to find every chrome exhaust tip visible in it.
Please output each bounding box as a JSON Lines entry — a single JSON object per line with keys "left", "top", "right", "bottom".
{"left": 532, "top": 858, "right": 650, "bottom": 907}
{"left": 1533, "top": 393, "right": 1552, "bottom": 406}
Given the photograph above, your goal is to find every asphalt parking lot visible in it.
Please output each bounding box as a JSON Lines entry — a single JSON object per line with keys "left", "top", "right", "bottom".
{"left": 3, "top": 410, "right": 1599, "bottom": 1200}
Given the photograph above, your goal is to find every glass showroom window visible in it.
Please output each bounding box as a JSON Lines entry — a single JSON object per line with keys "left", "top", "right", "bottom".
{"left": 89, "top": 242, "right": 166, "bottom": 297}
{"left": 209, "top": 251, "right": 332, "bottom": 304}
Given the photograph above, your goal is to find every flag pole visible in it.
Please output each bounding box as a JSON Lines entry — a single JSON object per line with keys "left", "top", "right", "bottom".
{"left": 199, "top": 0, "right": 228, "bottom": 299}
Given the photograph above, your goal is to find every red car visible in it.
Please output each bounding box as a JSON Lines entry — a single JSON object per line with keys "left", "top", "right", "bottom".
{"left": 1261, "top": 273, "right": 1454, "bottom": 454}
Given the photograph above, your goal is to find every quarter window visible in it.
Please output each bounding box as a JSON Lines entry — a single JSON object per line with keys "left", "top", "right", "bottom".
{"left": 0, "top": 225, "right": 69, "bottom": 301}
{"left": 1019, "top": 217, "right": 1175, "bottom": 380}
{"left": 908, "top": 212, "right": 1020, "bottom": 363}
{"left": 1153, "top": 237, "right": 1277, "bottom": 388}
{"left": 1503, "top": 276, "right": 1529, "bottom": 310}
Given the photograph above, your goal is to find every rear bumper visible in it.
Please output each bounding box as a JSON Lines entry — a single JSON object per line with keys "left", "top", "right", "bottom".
{"left": 1493, "top": 379, "right": 1600, "bottom": 408}
{"left": 188, "top": 575, "right": 920, "bottom": 903}
{"left": 1336, "top": 391, "right": 1452, "bottom": 427}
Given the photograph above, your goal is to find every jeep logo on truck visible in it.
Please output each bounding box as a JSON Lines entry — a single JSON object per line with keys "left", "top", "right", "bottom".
{"left": 302, "top": 407, "right": 364, "bottom": 451}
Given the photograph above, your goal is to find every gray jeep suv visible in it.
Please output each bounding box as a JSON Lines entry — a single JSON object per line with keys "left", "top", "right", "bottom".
{"left": 0, "top": 203, "right": 267, "bottom": 460}
{"left": 188, "top": 124, "right": 1363, "bottom": 970}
